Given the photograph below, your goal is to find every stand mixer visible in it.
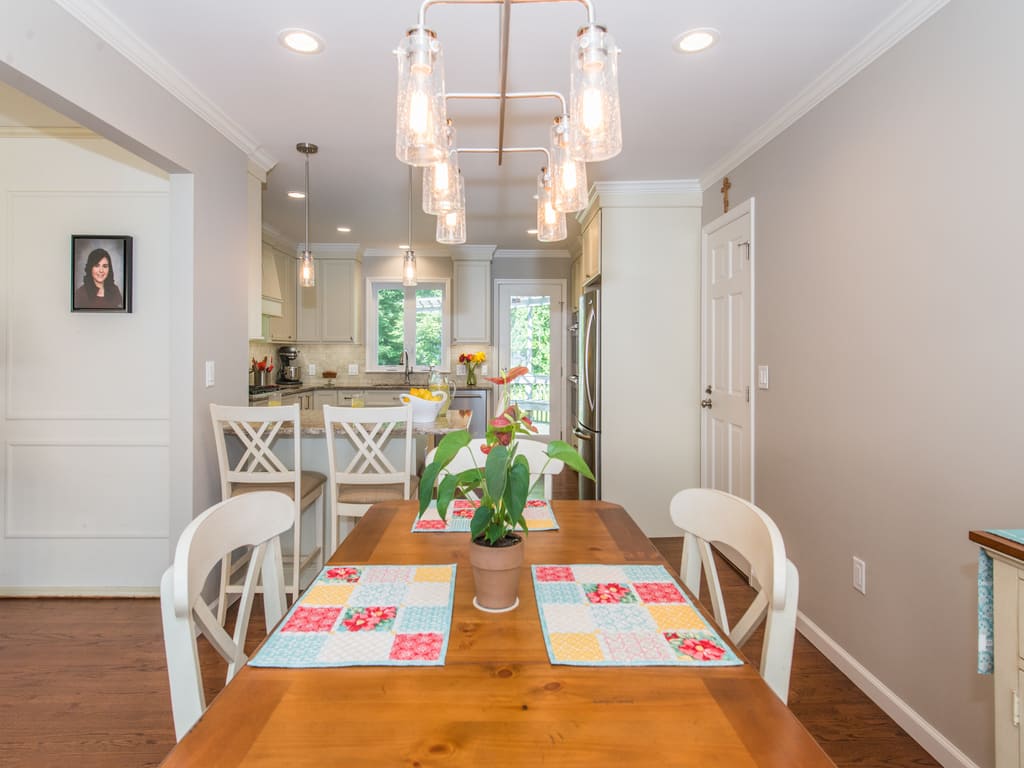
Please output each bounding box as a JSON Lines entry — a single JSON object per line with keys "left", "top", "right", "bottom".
{"left": 277, "top": 346, "right": 301, "bottom": 385}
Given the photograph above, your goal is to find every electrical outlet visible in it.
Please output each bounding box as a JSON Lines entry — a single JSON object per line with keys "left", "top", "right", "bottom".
{"left": 307, "top": 363, "right": 316, "bottom": 376}
{"left": 348, "top": 363, "right": 358, "bottom": 375}
{"left": 852, "top": 557, "right": 867, "bottom": 594}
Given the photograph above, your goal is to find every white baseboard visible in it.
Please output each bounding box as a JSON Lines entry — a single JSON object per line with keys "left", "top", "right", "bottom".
{"left": 0, "top": 586, "right": 159, "bottom": 597}
{"left": 797, "top": 612, "right": 979, "bottom": 768}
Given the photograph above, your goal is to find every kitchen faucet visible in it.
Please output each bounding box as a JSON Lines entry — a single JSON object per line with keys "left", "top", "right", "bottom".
{"left": 401, "top": 349, "right": 412, "bottom": 384}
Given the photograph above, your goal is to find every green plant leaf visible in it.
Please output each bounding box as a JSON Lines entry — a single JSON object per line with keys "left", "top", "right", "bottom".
{"left": 436, "top": 473, "right": 460, "bottom": 520}
{"left": 546, "top": 439, "right": 595, "bottom": 480}
{"left": 470, "top": 502, "right": 493, "bottom": 541}
{"left": 454, "top": 467, "right": 485, "bottom": 488}
{"left": 485, "top": 444, "right": 509, "bottom": 500}
{"left": 485, "top": 519, "right": 505, "bottom": 545}
{"left": 432, "top": 429, "right": 472, "bottom": 467}
{"left": 418, "top": 461, "right": 441, "bottom": 513}
{"left": 505, "top": 458, "right": 530, "bottom": 532}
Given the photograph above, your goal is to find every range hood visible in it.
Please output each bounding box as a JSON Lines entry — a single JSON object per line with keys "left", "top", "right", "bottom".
{"left": 261, "top": 251, "right": 283, "bottom": 317}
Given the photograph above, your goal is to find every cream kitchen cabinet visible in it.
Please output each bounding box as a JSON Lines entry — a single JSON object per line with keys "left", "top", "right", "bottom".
{"left": 296, "top": 256, "right": 360, "bottom": 343}
{"left": 452, "top": 259, "right": 491, "bottom": 343}
{"left": 281, "top": 390, "right": 314, "bottom": 410}
{"left": 268, "top": 248, "right": 297, "bottom": 342}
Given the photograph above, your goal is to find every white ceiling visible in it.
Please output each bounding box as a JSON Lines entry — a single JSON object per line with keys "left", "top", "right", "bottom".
{"left": 46, "top": 1, "right": 934, "bottom": 253}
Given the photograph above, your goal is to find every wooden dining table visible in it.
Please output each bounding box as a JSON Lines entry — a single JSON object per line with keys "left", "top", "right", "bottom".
{"left": 160, "top": 500, "right": 833, "bottom": 767}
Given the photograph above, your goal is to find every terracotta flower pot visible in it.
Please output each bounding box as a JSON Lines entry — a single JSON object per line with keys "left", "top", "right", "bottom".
{"left": 469, "top": 534, "right": 524, "bottom": 612}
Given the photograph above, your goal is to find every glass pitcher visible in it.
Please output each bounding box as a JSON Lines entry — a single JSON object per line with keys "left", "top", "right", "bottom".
{"left": 428, "top": 369, "right": 455, "bottom": 416}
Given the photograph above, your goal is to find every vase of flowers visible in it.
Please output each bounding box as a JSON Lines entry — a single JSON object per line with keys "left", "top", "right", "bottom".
{"left": 418, "top": 367, "right": 594, "bottom": 611}
{"left": 459, "top": 351, "right": 486, "bottom": 387}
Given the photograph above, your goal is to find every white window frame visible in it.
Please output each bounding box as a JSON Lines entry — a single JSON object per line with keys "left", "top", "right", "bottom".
{"left": 364, "top": 277, "right": 451, "bottom": 373}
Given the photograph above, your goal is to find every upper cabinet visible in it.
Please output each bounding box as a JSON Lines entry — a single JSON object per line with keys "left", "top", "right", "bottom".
{"left": 581, "top": 208, "right": 601, "bottom": 283}
{"left": 452, "top": 256, "right": 491, "bottom": 343}
{"left": 268, "top": 245, "right": 296, "bottom": 342}
{"left": 296, "top": 246, "right": 361, "bottom": 343}
{"left": 247, "top": 165, "right": 267, "bottom": 340}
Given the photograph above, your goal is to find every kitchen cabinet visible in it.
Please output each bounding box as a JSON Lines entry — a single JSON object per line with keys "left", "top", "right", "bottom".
{"left": 314, "top": 390, "right": 340, "bottom": 409}
{"left": 281, "top": 391, "right": 314, "bottom": 410}
{"left": 247, "top": 166, "right": 266, "bottom": 340}
{"left": 569, "top": 256, "right": 581, "bottom": 310}
{"left": 297, "top": 254, "right": 360, "bottom": 343}
{"left": 581, "top": 208, "right": 601, "bottom": 283}
{"left": 268, "top": 248, "right": 297, "bottom": 342}
{"left": 452, "top": 259, "right": 491, "bottom": 343}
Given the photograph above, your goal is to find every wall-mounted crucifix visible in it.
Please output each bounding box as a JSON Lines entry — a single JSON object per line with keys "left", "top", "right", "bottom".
{"left": 721, "top": 176, "right": 731, "bottom": 214}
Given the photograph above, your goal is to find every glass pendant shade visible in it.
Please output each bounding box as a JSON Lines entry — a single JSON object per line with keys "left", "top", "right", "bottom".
{"left": 536, "top": 169, "right": 567, "bottom": 242}
{"left": 402, "top": 250, "right": 417, "bottom": 286}
{"left": 299, "top": 250, "right": 315, "bottom": 287}
{"left": 550, "top": 115, "right": 588, "bottom": 213}
{"left": 436, "top": 208, "right": 466, "bottom": 244}
{"left": 395, "top": 27, "right": 447, "bottom": 167}
{"left": 569, "top": 25, "right": 622, "bottom": 162}
{"left": 423, "top": 126, "right": 462, "bottom": 215}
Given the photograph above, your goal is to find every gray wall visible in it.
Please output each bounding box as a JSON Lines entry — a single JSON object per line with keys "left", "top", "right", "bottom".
{"left": 1, "top": 0, "right": 253, "bottom": 555}
{"left": 708, "top": 1, "right": 1023, "bottom": 763}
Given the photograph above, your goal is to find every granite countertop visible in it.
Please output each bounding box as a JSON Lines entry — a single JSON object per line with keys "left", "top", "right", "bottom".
{"left": 281, "top": 408, "right": 473, "bottom": 437}
{"left": 250, "top": 382, "right": 491, "bottom": 402}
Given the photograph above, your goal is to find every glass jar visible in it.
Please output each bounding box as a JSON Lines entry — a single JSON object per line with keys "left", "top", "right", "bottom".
{"left": 428, "top": 371, "right": 454, "bottom": 416}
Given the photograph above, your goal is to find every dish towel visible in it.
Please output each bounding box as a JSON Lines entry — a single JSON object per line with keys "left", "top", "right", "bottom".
{"left": 413, "top": 499, "right": 558, "bottom": 532}
{"left": 532, "top": 564, "right": 743, "bottom": 667}
{"left": 249, "top": 564, "right": 456, "bottom": 667}
{"left": 977, "top": 529, "right": 1024, "bottom": 674}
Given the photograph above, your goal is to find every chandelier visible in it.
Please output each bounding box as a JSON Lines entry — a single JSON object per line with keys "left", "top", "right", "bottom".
{"left": 395, "top": 0, "right": 621, "bottom": 244}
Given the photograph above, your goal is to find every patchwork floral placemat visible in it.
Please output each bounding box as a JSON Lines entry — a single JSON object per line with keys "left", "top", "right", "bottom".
{"left": 412, "top": 499, "right": 558, "bottom": 532}
{"left": 532, "top": 564, "right": 743, "bottom": 667}
{"left": 248, "top": 564, "right": 456, "bottom": 668}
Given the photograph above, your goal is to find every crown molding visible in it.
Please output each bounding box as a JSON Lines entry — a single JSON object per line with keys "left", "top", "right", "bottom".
{"left": 53, "top": 0, "right": 277, "bottom": 174}
{"left": 578, "top": 179, "right": 703, "bottom": 224}
{"left": 494, "top": 249, "right": 571, "bottom": 260}
{"left": 0, "top": 126, "right": 97, "bottom": 139}
{"left": 699, "top": 0, "right": 951, "bottom": 189}
{"left": 261, "top": 223, "right": 294, "bottom": 252}
{"left": 449, "top": 245, "right": 498, "bottom": 261}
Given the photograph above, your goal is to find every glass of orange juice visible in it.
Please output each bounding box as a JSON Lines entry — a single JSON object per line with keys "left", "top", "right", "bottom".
{"left": 351, "top": 391, "right": 365, "bottom": 408}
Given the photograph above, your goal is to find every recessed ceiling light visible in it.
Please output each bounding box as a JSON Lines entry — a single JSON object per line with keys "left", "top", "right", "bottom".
{"left": 287, "top": 191, "right": 305, "bottom": 199}
{"left": 526, "top": 228, "right": 538, "bottom": 235}
{"left": 673, "top": 27, "right": 719, "bottom": 54}
{"left": 279, "top": 28, "right": 325, "bottom": 54}
{"left": 336, "top": 227, "right": 351, "bottom": 233}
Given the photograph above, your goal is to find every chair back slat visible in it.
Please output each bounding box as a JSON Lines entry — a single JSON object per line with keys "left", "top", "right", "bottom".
{"left": 210, "top": 404, "right": 301, "bottom": 493}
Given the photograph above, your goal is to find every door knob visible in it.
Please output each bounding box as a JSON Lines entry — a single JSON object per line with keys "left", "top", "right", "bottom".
{"left": 704, "top": 385, "right": 712, "bottom": 395}
{"left": 701, "top": 398, "right": 713, "bottom": 409}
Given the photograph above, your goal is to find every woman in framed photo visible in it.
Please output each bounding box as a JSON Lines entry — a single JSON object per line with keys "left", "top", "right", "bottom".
{"left": 74, "top": 247, "right": 124, "bottom": 310}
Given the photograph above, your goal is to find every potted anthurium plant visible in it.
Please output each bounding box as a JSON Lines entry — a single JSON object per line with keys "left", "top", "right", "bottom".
{"left": 418, "top": 366, "right": 594, "bottom": 611}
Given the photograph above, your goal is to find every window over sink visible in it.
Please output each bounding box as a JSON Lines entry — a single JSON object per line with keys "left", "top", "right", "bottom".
{"left": 365, "top": 278, "right": 450, "bottom": 372}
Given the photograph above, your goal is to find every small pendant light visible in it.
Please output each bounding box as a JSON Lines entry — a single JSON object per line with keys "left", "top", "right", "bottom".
{"left": 423, "top": 120, "right": 463, "bottom": 215}
{"left": 296, "top": 142, "right": 318, "bottom": 288}
{"left": 403, "top": 165, "right": 418, "bottom": 286}
{"left": 550, "top": 115, "right": 588, "bottom": 213}
{"left": 536, "top": 167, "right": 567, "bottom": 242}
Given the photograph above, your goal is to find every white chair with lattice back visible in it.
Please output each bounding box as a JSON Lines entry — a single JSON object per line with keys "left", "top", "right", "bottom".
{"left": 323, "top": 404, "right": 419, "bottom": 548}
{"left": 209, "top": 403, "right": 325, "bottom": 624}
{"left": 161, "top": 491, "right": 292, "bottom": 740}
{"left": 424, "top": 437, "right": 564, "bottom": 499}
{"left": 668, "top": 488, "right": 800, "bottom": 703}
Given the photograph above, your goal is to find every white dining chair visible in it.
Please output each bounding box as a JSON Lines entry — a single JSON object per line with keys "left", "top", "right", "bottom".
{"left": 160, "top": 492, "right": 292, "bottom": 741}
{"left": 209, "top": 403, "right": 325, "bottom": 624}
{"left": 425, "top": 437, "right": 564, "bottom": 499}
{"left": 668, "top": 488, "right": 800, "bottom": 703}
{"left": 323, "top": 404, "right": 419, "bottom": 549}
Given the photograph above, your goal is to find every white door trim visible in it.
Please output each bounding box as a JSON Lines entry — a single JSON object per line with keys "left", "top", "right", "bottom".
{"left": 493, "top": 278, "right": 568, "bottom": 442}
{"left": 700, "top": 197, "right": 756, "bottom": 501}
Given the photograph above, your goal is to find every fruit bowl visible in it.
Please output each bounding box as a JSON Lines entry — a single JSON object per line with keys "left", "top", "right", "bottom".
{"left": 399, "top": 390, "right": 448, "bottom": 424}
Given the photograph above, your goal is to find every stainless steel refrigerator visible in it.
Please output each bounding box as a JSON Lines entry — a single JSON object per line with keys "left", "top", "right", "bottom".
{"left": 575, "top": 282, "right": 600, "bottom": 499}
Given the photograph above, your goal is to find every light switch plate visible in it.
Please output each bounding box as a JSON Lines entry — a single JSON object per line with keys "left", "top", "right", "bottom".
{"left": 204, "top": 360, "right": 215, "bottom": 388}
{"left": 757, "top": 365, "right": 769, "bottom": 390}
{"left": 307, "top": 363, "right": 316, "bottom": 376}
{"left": 456, "top": 364, "right": 466, "bottom": 375}
{"left": 348, "top": 363, "right": 359, "bottom": 375}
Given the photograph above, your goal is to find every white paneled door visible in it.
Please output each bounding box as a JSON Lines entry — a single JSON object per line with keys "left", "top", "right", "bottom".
{"left": 495, "top": 280, "right": 565, "bottom": 442}
{"left": 701, "top": 199, "right": 754, "bottom": 500}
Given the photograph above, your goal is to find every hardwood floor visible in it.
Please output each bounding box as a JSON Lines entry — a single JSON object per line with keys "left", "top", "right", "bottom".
{"left": 0, "top": 468, "right": 939, "bottom": 767}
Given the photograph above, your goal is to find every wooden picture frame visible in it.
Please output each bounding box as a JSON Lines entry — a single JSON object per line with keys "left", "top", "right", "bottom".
{"left": 71, "top": 235, "right": 133, "bottom": 313}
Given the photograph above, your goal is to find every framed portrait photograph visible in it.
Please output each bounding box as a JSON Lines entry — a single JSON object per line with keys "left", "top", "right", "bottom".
{"left": 71, "top": 235, "right": 133, "bottom": 313}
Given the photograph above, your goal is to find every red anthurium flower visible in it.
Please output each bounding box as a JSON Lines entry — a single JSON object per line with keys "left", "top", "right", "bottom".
{"left": 490, "top": 415, "right": 511, "bottom": 428}
{"left": 479, "top": 443, "right": 492, "bottom": 454}
{"left": 496, "top": 431, "right": 511, "bottom": 446}
{"left": 485, "top": 365, "right": 530, "bottom": 385}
